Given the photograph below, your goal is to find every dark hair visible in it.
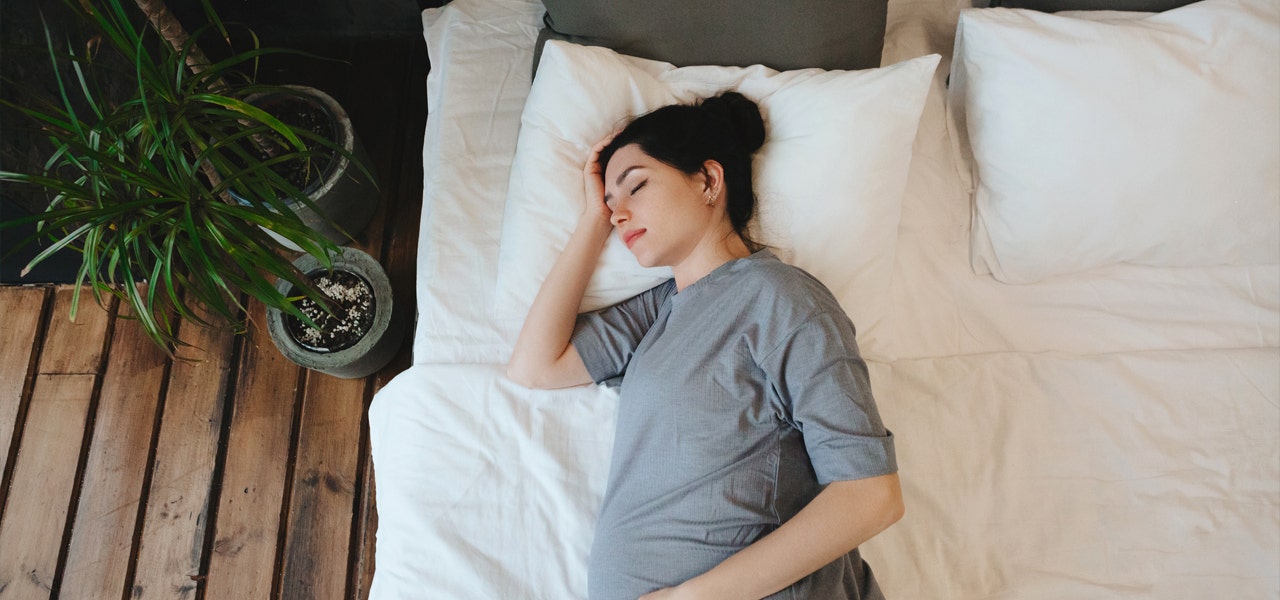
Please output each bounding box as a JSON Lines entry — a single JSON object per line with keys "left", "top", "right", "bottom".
{"left": 599, "top": 91, "right": 766, "bottom": 249}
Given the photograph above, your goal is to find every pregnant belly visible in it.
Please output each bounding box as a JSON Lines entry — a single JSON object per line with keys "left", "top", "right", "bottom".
{"left": 587, "top": 522, "right": 776, "bottom": 599}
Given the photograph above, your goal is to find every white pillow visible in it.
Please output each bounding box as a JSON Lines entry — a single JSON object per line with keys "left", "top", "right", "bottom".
{"left": 950, "top": 0, "right": 1280, "bottom": 284}
{"left": 495, "top": 40, "right": 939, "bottom": 349}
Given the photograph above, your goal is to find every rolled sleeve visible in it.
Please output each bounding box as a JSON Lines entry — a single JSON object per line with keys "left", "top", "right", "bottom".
{"left": 761, "top": 311, "right": 897, "bottom": 484}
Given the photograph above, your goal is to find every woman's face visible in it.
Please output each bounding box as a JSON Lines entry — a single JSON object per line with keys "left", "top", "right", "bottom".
{"left": 603, "top": 144, "right": 715, "bottom": 269}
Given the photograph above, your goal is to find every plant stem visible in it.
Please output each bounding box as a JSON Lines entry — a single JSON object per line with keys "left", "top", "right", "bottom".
{"left": 130, "top": 0, "right": 281, "bottom": 184}
{"left": 132, "top": 0, "right": 238, "bottom": 189}
{"left": 131, "top": 0, "right": 225, "bottom": 91}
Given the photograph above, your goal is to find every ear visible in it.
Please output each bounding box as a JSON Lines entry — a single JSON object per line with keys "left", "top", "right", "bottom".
{"left": 700, "top": 160, "right": 725, "bottom": 193}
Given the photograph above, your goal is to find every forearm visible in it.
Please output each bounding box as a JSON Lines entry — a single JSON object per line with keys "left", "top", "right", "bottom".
{"left": 507, "top": 214, "right": 613, "bottom": 387}
{"left": 682, "top": 474, "right": 904, "bottom": 599}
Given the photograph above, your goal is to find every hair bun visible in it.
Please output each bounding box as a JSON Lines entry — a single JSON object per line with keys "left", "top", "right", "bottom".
{"left": 700, "top": 92, "right": 766, "bottom": 154}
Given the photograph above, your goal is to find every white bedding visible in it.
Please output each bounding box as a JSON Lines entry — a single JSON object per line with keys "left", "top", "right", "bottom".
{"left": 370, "top": 0, "right": 1280, "bottom": 597}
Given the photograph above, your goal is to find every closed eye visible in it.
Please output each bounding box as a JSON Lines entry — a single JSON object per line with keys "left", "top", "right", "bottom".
{"left": 631, "top": 180, "right": 647, "bottom": 195}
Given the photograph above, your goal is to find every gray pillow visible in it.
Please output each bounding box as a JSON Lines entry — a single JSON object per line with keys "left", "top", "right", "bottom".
{"left": 536, "top": 0, "right": 888, "bottom": 73}
{"left": 988, "top": 0, "right": 1199, "bottom": 10}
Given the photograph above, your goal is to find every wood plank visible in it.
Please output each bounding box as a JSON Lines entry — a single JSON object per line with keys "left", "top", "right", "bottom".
{"left": 60, "top": 298, "right": 171, "bottom": 599}
{"left": 130, "top": 303, "right": 237, "bottom": 600}
{"left": 0, "top": 373, "right": 98, "bottom": 598}
{"left": 279, "top": 374, "right": 367, "bottom": 600}
{"left": 39, "top": 285, "right": 112, "bottom": 375}
{"left": 203, "top": 301, "right": 303, "bottom": 599}
{"left": 352, "top": 458, "right": 377, "bottom": 600}
{"left": 0, "top": 287, "right": 49, "bottom": 489}
{"left": 0, "top": 286, "right": 110, "bottom": 597}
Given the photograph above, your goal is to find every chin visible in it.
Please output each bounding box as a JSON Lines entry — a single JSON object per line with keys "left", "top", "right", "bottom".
{"left": 629, "top": 249, "right": 660, "bottom": 269}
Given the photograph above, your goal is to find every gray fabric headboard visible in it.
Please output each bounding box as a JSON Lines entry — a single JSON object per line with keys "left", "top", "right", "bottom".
{"left": 536, "top": 0, "right": 888, "bottom": 73}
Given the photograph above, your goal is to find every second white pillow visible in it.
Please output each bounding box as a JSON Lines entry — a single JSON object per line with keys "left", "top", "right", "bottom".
{"left": 951, "top": 0, "right": 1280, "bottom": 283}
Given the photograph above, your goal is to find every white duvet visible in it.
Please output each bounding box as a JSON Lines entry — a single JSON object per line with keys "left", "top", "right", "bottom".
{"left": 369, "top": 0, "right": 1280, "bottom": 597}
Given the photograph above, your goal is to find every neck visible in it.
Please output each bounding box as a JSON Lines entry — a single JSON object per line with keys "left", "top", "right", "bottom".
{"left": 672, "top": 230, "right": 752, "bottom": 291}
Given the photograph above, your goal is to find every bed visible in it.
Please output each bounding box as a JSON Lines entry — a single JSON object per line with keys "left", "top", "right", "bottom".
{"left": 368, "top": 0, "right": 1280, "bottom": 597}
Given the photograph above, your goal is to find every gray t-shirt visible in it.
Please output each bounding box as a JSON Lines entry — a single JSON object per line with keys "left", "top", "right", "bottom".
{"left": 572, "top": 250, "right": 897, "bottom": 600}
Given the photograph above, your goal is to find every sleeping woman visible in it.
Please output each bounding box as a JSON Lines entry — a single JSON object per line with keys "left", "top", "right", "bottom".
{"left": 506, "top": 91, "right": 903, "bottom": 600}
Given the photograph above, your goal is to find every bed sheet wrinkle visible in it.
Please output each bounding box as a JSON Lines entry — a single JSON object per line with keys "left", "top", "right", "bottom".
{"left": 1228, "top": 353, "right": 1280, "bottom": 409}
{"left": 858, "top": 360, "right": 1010, "bottom": 596}
{"left": 368, "top": 380, "right": 503, "bottom": 597}
{"left": 861, "top": 348, "right": 1279, "bottom": 598}
{"left": 370, "top": 366, "right": 496, "bottom": 497}
{"left": 889, "top": 219, "right": 1280, "bottom": 357}
{"left": 373, "top": 362, "right": 618, "bottom": 597}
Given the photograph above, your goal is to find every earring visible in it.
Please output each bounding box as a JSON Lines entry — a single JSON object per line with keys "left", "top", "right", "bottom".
{"left": 705, "top": 187, "right": 717, "bottom": 206}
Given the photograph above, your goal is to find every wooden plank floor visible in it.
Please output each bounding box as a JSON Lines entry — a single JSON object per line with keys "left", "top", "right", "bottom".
{"left": 0, "top": 36, "right": 427, "bottom": 599}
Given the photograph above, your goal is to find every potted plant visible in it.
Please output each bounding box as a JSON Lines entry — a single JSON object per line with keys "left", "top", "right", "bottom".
{"left": 0, "top": 0, "right": 393, "bottom": 369}
{"left": 266, "top": 246, "right": 407, "bottom": 379}
{"left": 231, "top": 84, "right": 379, "bottom": 251}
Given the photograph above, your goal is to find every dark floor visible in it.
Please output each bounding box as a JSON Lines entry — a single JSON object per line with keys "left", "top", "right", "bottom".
{"left": 0, "top": 6, "right": 431, "bottom": 598}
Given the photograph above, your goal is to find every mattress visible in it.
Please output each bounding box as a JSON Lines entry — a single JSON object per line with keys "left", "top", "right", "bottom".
{"left": 369, "top": 0, "right": 1280, "bottom": 597}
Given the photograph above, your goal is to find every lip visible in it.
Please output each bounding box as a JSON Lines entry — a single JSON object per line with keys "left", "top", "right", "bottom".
{"left": 622, "top": 229, "right": 645, "bottom": 248}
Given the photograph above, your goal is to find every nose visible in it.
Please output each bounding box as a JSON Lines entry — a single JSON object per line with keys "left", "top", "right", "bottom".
{"left": 610, "top": 201, "right": 628, "bottom": 227}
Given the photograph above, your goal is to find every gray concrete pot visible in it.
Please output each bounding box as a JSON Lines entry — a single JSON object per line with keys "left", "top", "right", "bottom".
{"left": 233, "top": 85, "right": 379, "bottom": 250}
{"left": 266, "top": 247, "right": 406, "bottom": 379}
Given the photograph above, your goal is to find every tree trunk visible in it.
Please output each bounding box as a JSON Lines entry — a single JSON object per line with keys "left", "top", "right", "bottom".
{"left": 131, "top": 0, "right": 218, "bottom": 82}
{"left": 128, "top": 0, "right": 230, "bottom": 189}
{"left": 127, "top": 0, "right": 286, "bottom": 186}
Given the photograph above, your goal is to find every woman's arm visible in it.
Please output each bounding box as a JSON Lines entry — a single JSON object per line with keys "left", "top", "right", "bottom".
{"left": 642, "top": 473, "right": 904, "bottom": 600}
{"left": 506, "top": 138, "right": 616, "bottom": 389}
{"left": 506, "top": 214, "right": 612, "bottom": 388}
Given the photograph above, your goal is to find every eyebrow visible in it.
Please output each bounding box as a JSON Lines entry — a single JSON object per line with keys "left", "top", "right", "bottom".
{"left": 603, "top": 166, "right": 644, "bottom": 203}
{"left": 615, "top": 165, "right": 643, "bottom": 186}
